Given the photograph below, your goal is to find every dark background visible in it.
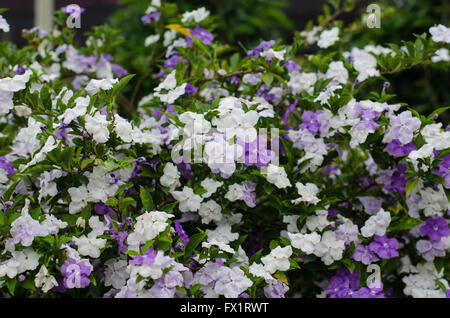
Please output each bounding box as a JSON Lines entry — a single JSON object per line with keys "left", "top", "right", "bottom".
{"left": 0, "top": 0, "right": 367, "bottom": 46}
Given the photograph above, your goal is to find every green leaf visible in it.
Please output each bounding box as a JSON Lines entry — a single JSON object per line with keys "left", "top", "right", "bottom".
{"left": 80, "top": 158, "right": 95, "bottom": 170}
{"left": 111, "top": 74, "right": 136, "bottom": 96}
{"left": 428, "top": 106, "right": 450, "bottom": 120}
{"left": 388, "top": 217, "right": 423, "bottom": 231}
{"left": 405, "top": 178, "right": 418, "bottom": 196}
{"left": 59, "top": 146, "right": 76, "bottom": 170}
{"left": 139, "top": 186, "right": 154, "bottom": 212}
{"left": 126, "top": 250, "right": 139, "bottom": 256}
{"left": 262, "top": 73, "right": 274, "bottom": 86}
{"left": 184, "top": 231, "right": 207, "bottom": 261}
{"left": 6, "top": 278, "right": 16, "bottom": 296}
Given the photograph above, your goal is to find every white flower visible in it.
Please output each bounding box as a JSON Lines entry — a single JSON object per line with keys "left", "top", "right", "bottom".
{"left": 214, "top": 108, "right": 259, "bottom": 142}
{"left": 41, "top": 214, "right": 68, "bottom": 235}
{"left": 104, "top": 257, "right": 130, "bottom": 289}
{"left": 14, "top": 105, "right": 32, "bottom": 117}
{"left": 0, "top": 69, "right": 32, "bottom": 92}
{"left": 431, "top": 48, "right": 450, "bottom": 63}
{"left": 429, "top": 24, "right": 450, "bottom": 43}
{"left": 0, "top": 15, "right": 9, "bottom": 32}
{"left": 261, "top": 245, "right": 293, "bottom": 274}
{"left": 160, "top": 163, "right": 181, "bottom": 190}
{"left": 214, "top": 266, "right": 253, "bottom": 298}
{"left": 418, "top": 185, "right": 449, "bottom": 217}
{"left": 305, "top": 213, "right": 331, "bottom": 232}
{"left": 131, "top": 250, "right": 168, "bottom": 280}
{"left": 200, "top": 178, "right": 223, "bottom": 198}
{"left": 181, "top": 7, "right": 210, "bottom": 23}
{"left": 299, "top": 26, "right": 322, "bottom": 44}
{"left": 265, "top": 164, "right": 291, "bottom": 189}
{"left": 59, "top": 96, "right": 90, "bottom": 123}
{"left": 68, "top": 186, "right": 90, "bottom": 214}
{"left": 225, "top": 183, "right": 244, "bottom": 202}
{"left": 85, "top": 78, "right": 118, "bottom": 95}
{"left": 198, "top": 200, "right": 222, "bottom": 224}
{"left": 314, "top": 81, "right": 342, "bottom": 105}
{"left": 163, "top": 29, "right": 177, "bottom": 46}
{"left": 344, "top": 47, "right": 379, "bottom": 82}
{"left": 317, "top": 27, "right": 339, "bottom": 48}
{"left": 0, "top": 259, "right": 21, "bottom": 279}
{"left": 0, "top": 91, "right": 13, "bottom": 115}
{"left": 12, "top": 248, "right": 41, "bottom": 273}
{"left": 88, "top": 216, "right": 108, "bottom": 237}
{"left": 249, "top": 263, "right": 274, "bottom": 283}
{"left": 292, "top": 182, "right": 320, "bottom": 205}
{"left": 179, "top": 111, "right": 211, "bottom": 137}
{"left": 288, "top": 72, "right": 317, "bottom": 95}
{"left": 242, "top": 73, "right": 261, "bottom": 85}
{"left": 145, "top": 34, "right": 160, "bottom": 46}
{"left": 171, "top": 186, "right": 202, "bottom": 212}
{"left": 283, "top": 215, "right": 299, "bottom": 233}
{"left": 325, "top": 61, "right": 348, "bottom": 84}
{"left": 313, "top": 231, "right": 345, "bottom": 265}
{"left": 204, "top": 136, "right": 243, "bottom": 177}
{"left": 360, "top": 209, "right": 391, "bottom": 237}
{"left": 127, "top": 211, "right": 174, "bottom": 251}
{"left": 154, "top": 71, "right": 186, "bottom": 103}
{"left": 287, "top": 232, "right": 321, "bottom": 254}
{"left": 85, "top": 112, "right": 110, "bottom": 143}
{"left": 260, "top": 49, "right": 286, "bottom": 61}
{"left": 72, "top": 235, "right": 107, "bottom": 258}
{"left": 34, "top": 265, "right": 59, "bottom": 293}
{"left": 206, "top": 224, "right": 238, "bottom": 244}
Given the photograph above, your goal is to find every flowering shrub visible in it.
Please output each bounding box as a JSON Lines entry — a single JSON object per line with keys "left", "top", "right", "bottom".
{"left": 0, "top": 1, "right": 449, "bottom": 298}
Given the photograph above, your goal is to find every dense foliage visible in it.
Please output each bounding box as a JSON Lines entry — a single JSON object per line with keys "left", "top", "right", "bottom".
{"left": 0, "top": 1, "right": 449, "bottom": 298}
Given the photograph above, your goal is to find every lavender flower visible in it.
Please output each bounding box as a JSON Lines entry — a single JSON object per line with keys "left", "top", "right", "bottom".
{"left": 368, "top": 235, "right": 399, "bottom": 259}
{"left": 60, "top": 258, "right": 91, "bottom": 289}
{"left": 420, "top": 215, "right": 450, "bottom": 243}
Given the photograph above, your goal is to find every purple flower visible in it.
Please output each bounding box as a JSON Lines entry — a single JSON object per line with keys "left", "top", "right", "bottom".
{"left": 94, "top": 201, "right": 116, "bottom": 215}
{"left": 189, "top": 26, "right": 214, "bottom": 45}
{"left": 416, "top": 239, "right": 446, "bottom": 261}
{"left": 0, "top": 156, "right": 15, "bottom": 175}
{"left": 299, "top": 110, "right": 322, "bottom": 135}
{"left": 129, "top": 247, "right": 157, "bottom": 266}
{"left": 285, "top": 60, "right": 301, "bottom": 72}
{"left": 433, "top": 154, "right": 450, "bottom": 188}
{"left": 185, "top": 82, "right": 198, "bottom": 94}
{"left": 283, "top": 100, "right": 297, "bottom": 126}
{"left": 325, "top": 268, "right": 359, "bottom": 298}
{"left": 368, "top": 235, "right": 399, "bottom": 259}
{"left": 60, "top": 258, "right": 91, "bottom": 289}
{"left": 354, "top": 103, "right": 380, "bottom": 132}
{"left": 14, "top": 67, "right": 27, "bottom": 75}
{"left": 264, "top": 280, "right": 289, "bottom": 298}
{"left": 164, "top": 55, "right": 187, "bottom": 69}
{"left": 352, "top": 244, "right": 379, "bottom": 265}
{"left": 242, "top": 182, "right": 257, "bottom": 208}
{"left": 248, "top": 40, "right": 275, "bottom": 58}
{"left": 358, "top": 196, "right": 382, "bottom": 215}
{"left": 61, "top": 4, "right": 85, "bottom": 18}
{"left": 385, "top": 139, "right": 417, "bottom": 157}
{"left": 111, "top": 63, "right": 129, "bottom": 78}
{"left": 389, "top": 111, "right": 421, "bottom": 145}
{"left": 174, "top": 220, "right": 189, "bottom": 245}
{"left": 141, "top": 12, "right": 161, "bottom": 24}
{"left": 353, "top": 281, "right": 385, "bottom": 298}
{"left": 237, "top": 134, "right": 275, "bottom": 168}
{"left": 420, "top": 215, "right": 450, "bottom": 243}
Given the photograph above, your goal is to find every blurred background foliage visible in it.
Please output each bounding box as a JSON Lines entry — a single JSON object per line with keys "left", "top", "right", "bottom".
{"left": 107, "top": 0, "right": 449, "bottom": 121}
